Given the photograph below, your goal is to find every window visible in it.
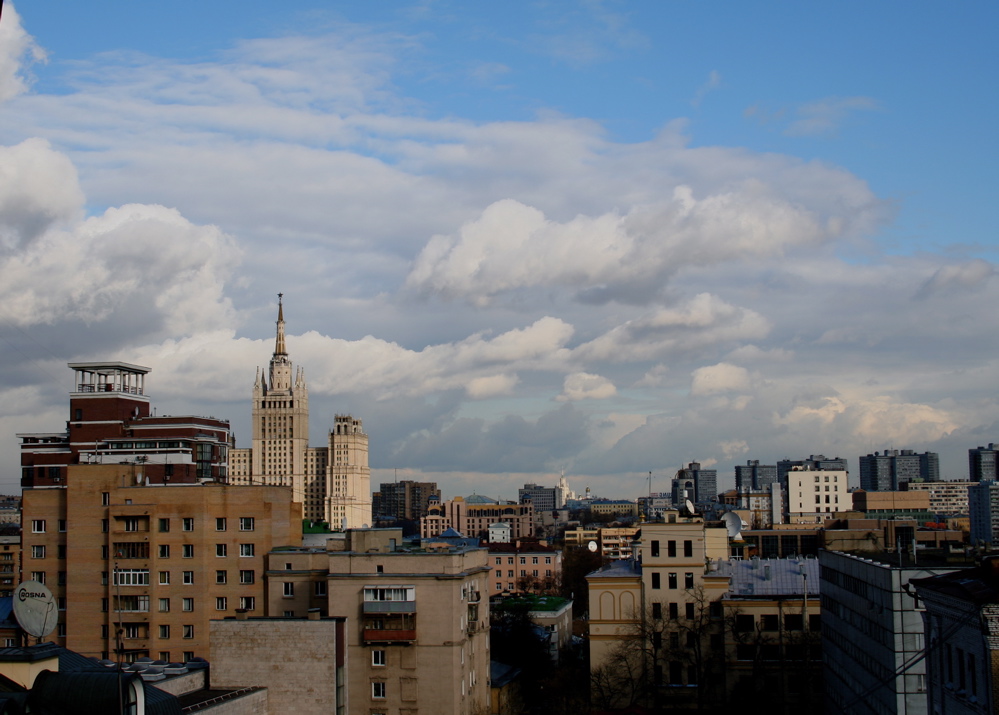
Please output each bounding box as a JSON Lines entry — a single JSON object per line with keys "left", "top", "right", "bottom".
{"left": 182, "top": 518, "right": 194, "bottom": 531}
{"left": 668, "top": 573, "right": 678, "bottom": 590}
{"left": 159, "top": 625, "right": 170, "bottom": 639}
{"left": 314, "top": 581, "right": 327, "bottom": 597}
{"left": 182, "top": 598, "right": 194, "bottom": 612}
{"left": 216, "top": 570, "right": 227, "bottom": 585}
{"left": 31, "top": 545, "right": 45, "bottom": 559}
{"left": 183, "top": 571, "right": 194, "bottom": 585}
{"left": 372, "top": 682, "right": 386, "bottom": 699}
{"left": 216, "top": 518, "right": 226, "bottom": 531}
{"left": 283, "top": 582, "right": 295, "bottom": 597}
{"left": 239, "top": 570, "right": 254, "bottom": 585}
{"left": 652, "top": 572, "right": 661, "bottom": 589}
{"left": 372, "top": 650, "right": 386, "bottom": 666}
{"left": 685, "top": 602, "right": 695, "bottom": 619}
{"left": 183, "top": 651, "right": 194, "bottom": 661}
{"left": 159, "top": 571, "right": 170, "bottom": 585}
{"left": 239, "top": 517, "right": 255, "bottom": 531}
{"left": 123, "top": 517, "right": 140, "bottom": 532}
{"left": 683, "top": 541, "right": 693, "bottom": 558}
{"left": 239, "top": 596, "right": 256, "bottom": 611}
{"left": 762, "top": 614, "right": 779, "bottom": 631}
{"left": 31, "top": 519, "right": 45, "bottom": 533}
{"left": 159, "top": 545, "right": 170, "bottom": 558}
{"left": 735, "top": 614, "right": 755, "bottom": 632}
{"left": 652, "top": 602, "right": 662, "bottom": 619}
{"left": 216, "top": 544, "right": 227, "bottom": 557}
{"left": 684, "top": 572, "right": 694, "bottom": 589}
{"left": 58, "top": 519, "right": 66, "bottom": 532}
{"left": 102, "top": 520, "right": 109, "bottom": 534}
{"left": 216, "top": 597, "right": 227, "bottom": 611}
{"left": 182, "top": 544, "right": 194, "bottom": 558}
{"left": 651, "top": 540, "right": 659, "bottom": 557}
{"left": 239, "top": 544, "right": 255, "bottom": 557}
{"left": 114, "top": 569, "right": 149, "bottom": 586}
{"left": 183, "top": 625, "right": 194, "bottom": 639}
{"left": 158, "top": 518, "right": 170, "bottom": 532}
{"left": 102, "top": 492, "right": 110, "bottom": 506}
{"left": 667, "top": 540, "right": 676, "bottom": 557}
{"left": 159, "top": 598, "right": 170, "bottom": 612}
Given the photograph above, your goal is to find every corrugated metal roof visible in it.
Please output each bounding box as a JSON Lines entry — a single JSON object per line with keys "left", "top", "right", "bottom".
{"left": 715, "top": 557, "right": 820, "bottom": 598}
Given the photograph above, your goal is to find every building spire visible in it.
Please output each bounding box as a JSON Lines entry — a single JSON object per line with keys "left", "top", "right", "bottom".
{"left": 275, "top": 293, "right": 287, "bottom": 356}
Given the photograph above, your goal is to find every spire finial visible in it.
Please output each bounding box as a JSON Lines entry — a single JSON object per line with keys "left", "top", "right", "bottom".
{"left": 275, "top": 293, "right": 287, "bottom": 356}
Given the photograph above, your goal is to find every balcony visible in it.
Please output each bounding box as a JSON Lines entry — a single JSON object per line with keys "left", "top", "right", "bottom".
{"left": 362, "top": 629, "right": 416, "bottom": 644}
{"left": 362, "top": 601, "right": 416, "bottom": 615}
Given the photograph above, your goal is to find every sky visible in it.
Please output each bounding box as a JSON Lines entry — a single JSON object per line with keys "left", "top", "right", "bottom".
{"left": 0, "top": 1, "right": 996, "bottom": 500}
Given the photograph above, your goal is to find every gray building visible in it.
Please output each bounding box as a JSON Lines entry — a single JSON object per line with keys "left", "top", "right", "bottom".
{"left": 859, "top": 450, "right": 939, "bottom": 491}
{"left": 373, "top": 480, "right": 441, "bottom": 521}
{"left": 518, "top": 482, "right": 566, "bottom": 513}
{"left": 820, "top": 550, "right": 965, "bottom": 715}
{"left": 734, "top": 460, "right": 777, "bottom": 491}
{"left": 969, "top": 480, "right": 999, "bottom": 546}
{"left": 674, "top": 462, "right": 717, "bottom": 505}
{"left": 968, "top": 443, "right": 999, "bottom": 482}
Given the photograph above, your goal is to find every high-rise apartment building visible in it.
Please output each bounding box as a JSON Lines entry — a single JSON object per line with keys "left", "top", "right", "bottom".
{"left": 518, "top": 482, "right": 568, "bottom": 513}
{"left": 969, "top": 481, "right": 999, "bottom": 546}
{"left": 734, "top": 460, "right": 777, "bottom": 491}
{"left": 968, "top": 443, "right": 999, "bottom": 481}
{"left": 673, "top": 462, "right": 717, "bottom": 505}
{"left": 900, "top": 479, "right": 976, "bottom": 516}
{"left": 858, "top": 449, "right": 939, "bottom": 491}
{"left": 373, "top": 480, "right": 441, "bottom": 521}
{"left": 230, "top": 296, "right": 371, "bottom": 529}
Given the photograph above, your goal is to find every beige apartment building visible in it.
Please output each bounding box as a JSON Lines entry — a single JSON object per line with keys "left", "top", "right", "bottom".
{"left": 263, "top": 528, "right": 491, "bottom": 715}
{"left": 21, "top": 463, "right": 302, "bottom": 661}
{"left": 785, "top": 466, "right": 848, "bottom": 523}
{"left": 421, "top": 496, "right": 534, "bottom": 541}
{"left": 902, "top": 479, "right": 976, "bottom": 515}
{"left": 230, "top": 296, "right": 371, "bottom": 528}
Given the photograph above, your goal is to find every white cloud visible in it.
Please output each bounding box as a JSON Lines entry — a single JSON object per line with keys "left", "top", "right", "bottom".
{"left": 690, "top": 363, "right": 751, "bottom": 396}
{"left": 691, "top": 70, "right": 721, "bottom": 107}
{"left": 557, "top": 372, "right": 617, "bottom": 401}
{"left": 917, "top": 259, "right": 995, "bottom": 298}
{"left": 0, "top": 4, "right": 45, "bottom": 103}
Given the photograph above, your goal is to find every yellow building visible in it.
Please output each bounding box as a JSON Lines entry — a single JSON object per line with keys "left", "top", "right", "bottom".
{"left": 264, "top": 529, "right": 492, "bottom": 715}
{"left": 21, "top": 463, "right": 302, "bottom": 661}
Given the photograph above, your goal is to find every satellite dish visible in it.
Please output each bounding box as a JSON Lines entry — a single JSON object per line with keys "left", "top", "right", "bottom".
{"left": 684, "top": 499, "right": 697, "bottom": 516}
{"left": 587, "top": 540, "right": 598, "bottom": 553}
{"left": 722, "top": 512, "right": 744, "bottom": 541}
{"left": 135, "top": 473, "right": 144, "bottom": 485}
{"left": 13, "top": 580, "right": 57, "bottom": 639}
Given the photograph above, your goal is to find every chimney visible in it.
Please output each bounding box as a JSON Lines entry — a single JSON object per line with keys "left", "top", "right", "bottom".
{"left": 307, "top": 608, "right": 321, "bottom": 621}
{"left": 235, "top": 608, "right": 248, "bottom": 621}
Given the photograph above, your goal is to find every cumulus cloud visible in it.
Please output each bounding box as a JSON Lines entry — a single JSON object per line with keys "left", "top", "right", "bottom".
{"left": 0, "top": 139, "right": 83, "bottom": 249}
{"left": 557, "top": 372, "right": 617, "bottom": 401}
{"left": 690, "top": 363, "right": 751, "bottom": 396}
{"left": 0, "top": 4, "right": 45, "bottom": 103}
{"left": 406, "top": 183, "right": 843, "bottom": 305}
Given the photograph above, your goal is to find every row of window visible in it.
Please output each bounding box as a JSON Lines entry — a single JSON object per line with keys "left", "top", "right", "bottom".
{"left": 492, "top": 556, "right": 553, "bottom": 565}
{"left": 100, "top": 544, "right": 256, "bottom": 559}
{"left": 649, "top": 540, "right": 694, "bottom": 558}
{"left": 650, "top": 572, "right": 696, "bottom": 590}
{"left": 494, "top": 569, "right": 553, "bottom": 578}
{"left": 102, "top": 596, "right": 257, "bottom": 612}
{"left": 31, "top": 519, "right": 66, "bottom": 533}
{"left": 282, "top": 582, "right": 327, "bottom": 597}
{"left": 108, "top": 569, "right": 254, "bottom": 586}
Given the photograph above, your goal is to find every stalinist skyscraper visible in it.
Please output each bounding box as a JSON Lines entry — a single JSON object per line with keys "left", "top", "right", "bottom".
{"left": 230, "top": 295, "right": 372, "bottom": 529}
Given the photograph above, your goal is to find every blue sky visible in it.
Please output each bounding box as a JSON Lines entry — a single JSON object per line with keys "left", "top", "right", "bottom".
{"left": 0, "top": 1, "right": 997, "bottom": 498}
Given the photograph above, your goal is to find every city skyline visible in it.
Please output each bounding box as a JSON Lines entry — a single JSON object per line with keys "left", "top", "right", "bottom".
{"left": 0, "top": 2, "right": 997, "bottom": 498}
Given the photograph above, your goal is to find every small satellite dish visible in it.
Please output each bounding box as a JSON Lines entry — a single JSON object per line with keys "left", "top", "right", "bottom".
{"left": 13, "top": 580, "right": 57, "bottom": 639}
{"left": 722, "top": 512, "right": 744, "bottom": 541}
{"left": 587, "top": 540, "right": 598, "bottom": 553}
{"left": 135, "top": 473, "right": 144, "bottom": 485}
{"left": 684, "top": 499, "right": 697, "bottom": 516}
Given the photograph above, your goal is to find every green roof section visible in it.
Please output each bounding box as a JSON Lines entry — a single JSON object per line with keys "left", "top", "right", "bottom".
{"left": 492, "top": 595, "right": 569, "bottom": 613}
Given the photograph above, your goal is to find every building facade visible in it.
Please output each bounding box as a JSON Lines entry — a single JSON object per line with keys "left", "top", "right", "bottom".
{"left": 265, "top": 529, "right": 491, "bottom": 715}
{"left": 969, "top": 481, "right": 999, "bottom": 546}
{"left": 373, "top": 480, "right": 440, "bottom": 521}
{"left": 22, "top": 462, "right": 301, "bottom": 661}
{"left": 777, "top": 455, "right": 847, "bottom": 486}
{"left": 230, "top": 297, "right": 371, "bottom": 529}
{"left": 673, "top": 462, "right": 718, "bottom": 505}
{"left": 734, "top": 460, "right": 778, "bottom": 491}
{"left": 785, "top": 466, "right": 848, "bottom": 523}
{"left": 901, "top": 479, "right": 976, "bottom": 516}
{"left": 819, "top": 550, "right": 963, "bottom": 715}
{"left": 968, "top": 444, "right": 999, "bottom": 482}
{"left": 859, "top": 450, "right": 940, "bottom": 491}
{"left": 421, "top": 496, "right": 534, "bottom": 541}
{"left": 486, "top": 540, "right": 561, "bottom": 594}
